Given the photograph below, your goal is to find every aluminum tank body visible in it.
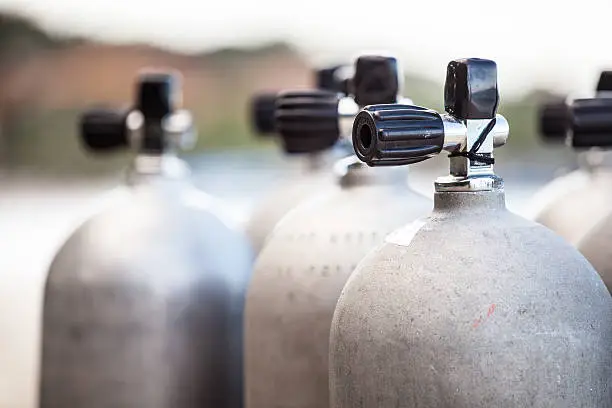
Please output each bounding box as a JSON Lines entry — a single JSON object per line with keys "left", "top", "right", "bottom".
{"left": 330, "top": 190, "right": 612, "bottom": 408}
{"left": 532, "top": 168, "right": 612, "bottom": 245}
{"left": 245, "top": 164, "right": 333, "bottom": 254}
{"left": 40, "top": 179, "right": 253, "bottom": 408}
{"left": 245, "top": 161, "right": 431, "bottom": 408}
{"left": 577, "top": 212, "right": 612, "bottom": 293}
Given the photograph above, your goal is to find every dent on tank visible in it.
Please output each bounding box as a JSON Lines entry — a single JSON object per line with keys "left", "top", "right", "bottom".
{"left": 39, "top": 69, "right": 253, "bottom": 408}
{"left": 330, "top": 57, "right": 612, "bottom": 408}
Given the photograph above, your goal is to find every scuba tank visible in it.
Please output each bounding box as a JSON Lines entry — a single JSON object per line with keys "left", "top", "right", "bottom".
{"left": 244, "top": 55, "right": 431, "bottom": 408}
{"left": 39, "top": 70, "right": 253, "bottom": 407}
{"left": 246, "top": 65, "right": 352, "bottom": 254}
{"left": 530, "top": 71, "right": 612, "bottom": 245}
{"left": 572, "top": 95, "right": 612, "bottom": 292}
{"left": 330, "top": 58, "right": 612, "bottom": 408}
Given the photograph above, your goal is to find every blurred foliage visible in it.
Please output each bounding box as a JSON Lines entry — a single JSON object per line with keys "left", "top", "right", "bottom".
{"left": 0, "top": 13, "right": 83, "bottom": 67}
{"left": 0, "top": 12, "right": 562, "bottom": 175}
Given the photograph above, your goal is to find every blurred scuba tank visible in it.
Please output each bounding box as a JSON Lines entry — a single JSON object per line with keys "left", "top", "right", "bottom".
{"left": 244, "top": 55, "right": 431, "bottom": 408}
{"left": 39, "top": 70, "right": 253, "bottom": 408}
{"left": 572, "top": 95, "right": 612, "bottom": 292}
{"left": 245, "top": 65, "right": 353, "bottom": 254}
{"left": 330, "top": 58, "right": 612, "bottom": 408}
{"left": 530, "top": 71, "right": 612, "bottom": 245}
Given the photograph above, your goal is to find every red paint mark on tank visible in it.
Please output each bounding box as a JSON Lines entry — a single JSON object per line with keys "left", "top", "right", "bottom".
{"left": 487, "top": 304, "right": 496, "bottom": 317}
{"left": 473, "top": 304, "right": 496, "bottom": 328}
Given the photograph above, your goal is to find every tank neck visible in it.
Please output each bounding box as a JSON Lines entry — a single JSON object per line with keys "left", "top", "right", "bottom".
{"left": 433, "top": 187, "right": 506, "bottom": 214}
{"left": 334, "top": 155, "right": 408, "bottom": 188}
{"left": 577, "top": 149, "right": 612, "bottom": 172}
{"left": 301, "top": 152, "right": 326, "bottom": 173}
{"left": 125, "top": 153, "right": 190, "bottom": 186}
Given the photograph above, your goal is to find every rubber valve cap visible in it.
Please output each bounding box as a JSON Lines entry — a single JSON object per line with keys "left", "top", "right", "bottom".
{"left": 596, "top": 71, "right": 612, "bottom": 92}
{"left": 571, "top": 97, "right": 612, "bottom": 148}
{"left": 275, "top": 89, "right": 340, "bottom": 154}
{"left": 352, "top": 104, "right": 444, "bottom": 166}
{"left": 136, "top": 72, "right": 178, "bottom": 120}
{"left": 445, "top": 58, "right": 499, "bottom": 119}
{"left": 80, "top": 108, "right": 129, "bottom": 152}
{"left": 538, "top": 101, "right": 568, "bottom": 141}
{"left": 352, "top": 55, "right": 400, "bottom": 107}
{"left": 316, "top": 65, "right": 346, "bottom": 94}
{"left": 250, "top": 92, "right": 277, "bottom": 135}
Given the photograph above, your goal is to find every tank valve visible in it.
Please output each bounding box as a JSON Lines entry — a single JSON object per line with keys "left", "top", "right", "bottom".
{"left": 538, "top": 100, "right": 569, "bottom": 142}
{"left": 353, "top": 58, "right": 509, "bottom": 191}
{"left": 570, "top": 97, "right": 612, "bottom": 148}
{"left": 275, "top": 90, "right": 342, "bottom": 154}
{"left": 274, "top": 55, "right": 404, "bottom": 155}
{"left": 80, "top": 70, "right": 194, "bottom": 154}
{"left": 316, "top": 64, "right": 351, "bottom": 96}
{"left": 249, "top": 65, "right": 351, "bottom": 137}
{"left": 537, "top": 70, "right": 612, "bottom": 144}
{"left": 350, "top": 55, "right": 400, "bottom": 107}
{"left": 250, "top": 93, "right": 278, "bottom": 135}
{"left": 80, "top": 108, "right": 130, "bottom": 152}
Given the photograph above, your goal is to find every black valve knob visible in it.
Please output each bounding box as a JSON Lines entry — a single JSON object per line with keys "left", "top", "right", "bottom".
{"left": 136, "top": 72, "right": 177, "bottom": 121}
{"left": 250, "top": 92, "right": 277, "bottom": 136}
{"left": 570, "top": 98, "right": 612, "bottom": 148}
{"left": 315, "top": 65, "right": 348, "bottom": 95}
{"left": 596, "top": 71, "right": 612, "bottom": 93}
{"left": 444, "top": 58, "right": 499, "bottom": 119}
{"left": 538, "top": 100, "right": 569, "bottom": 142}
{"left": 275, "top": 90, "right": 340, "bottom": 154}
{"left": 352, "top": 56, "right": 399, "bottom": 107}
{"left": 352, "top": 104, "right": 444, "bottom": 166}
{"left": 80, "top": 108, "right": 129, "bottom": 152}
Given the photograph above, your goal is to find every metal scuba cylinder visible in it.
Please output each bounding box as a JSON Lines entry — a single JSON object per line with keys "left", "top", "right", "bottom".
{"left": 245, "top": 65, "right": 352, "bottom": 254}
{"left": 39, "top": 70, "right": 253, "bottom": 408}
{"left": 531, "top": 71, "right": 612, "bottom": 245}
{"left": 244, "top": 55, "right": 431, "bottom": 408}
{"left": 330, "top": 58, "right": 612, "bottom": 408}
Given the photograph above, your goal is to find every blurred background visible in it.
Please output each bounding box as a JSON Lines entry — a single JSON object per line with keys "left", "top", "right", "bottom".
{"left": 0, "top": 0, "right": 611, "bottom": 406}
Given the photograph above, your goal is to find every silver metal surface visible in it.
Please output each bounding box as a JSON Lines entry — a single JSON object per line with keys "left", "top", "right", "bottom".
{"left": 244, "top": 154, "right": 336, "bottom": 255}
{"left": 434, "top": 174, "right": 503, "bottom": 192}
{"left": 437, "top": 114, "right": 509, "bottom": 192}
{"left": 338, "top": 97, "right": 359, "bottom": 143}
{"left": 330, "top": 189, "right": 612, "bottom": 408}
{"left": 245, "top": 157, "right": 431, "bottom": 408}
{"left": 40, "top": 117, "right": 253, "bottom": 407}
{"left": 531, "top": 169, "right": 612, "bottom": 245}
{"left": 163, "top": 110, "right": 197, "bottom": 151}
{"left": 40, "top": 177, "right": 253, "bottom": 408}
{"left": 441, "top": 114, "right": 467, "bottom": 151}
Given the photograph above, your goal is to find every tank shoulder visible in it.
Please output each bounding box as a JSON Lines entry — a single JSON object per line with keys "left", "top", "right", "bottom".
{"left": 271, "top": 182, "right": 431, "bottom": 238}
{"left": 348, "top": 208, "right": 609, "bottom": 302}
{"left": 48, "top": 185, "right": 253, "bottom": 283}
{"left": 331, "top": 210, "right": 611, "bottom": 408}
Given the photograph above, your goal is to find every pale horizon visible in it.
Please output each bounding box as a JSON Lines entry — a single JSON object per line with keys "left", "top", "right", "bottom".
{"left": 1, "top": 0, "right": 611, "bottom": 98}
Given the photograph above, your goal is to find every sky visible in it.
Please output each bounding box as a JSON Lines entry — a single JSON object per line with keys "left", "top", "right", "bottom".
{"left": 1, "top": 0, "right": 611, "bottom": 98}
